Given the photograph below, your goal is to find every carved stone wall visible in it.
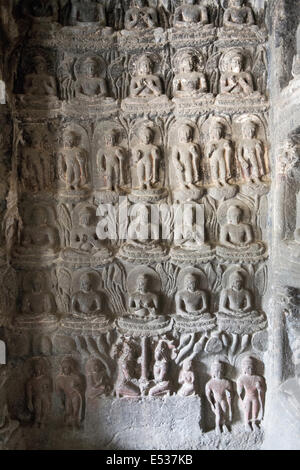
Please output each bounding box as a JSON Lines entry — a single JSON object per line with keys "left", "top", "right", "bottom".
{"left": 0, "top": 0, "right": 297, "bottom": 450}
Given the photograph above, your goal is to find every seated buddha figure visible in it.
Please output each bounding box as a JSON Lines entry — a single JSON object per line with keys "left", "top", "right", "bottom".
{"left": 125, "top": 54, "right": 168, "bottom": 106}
{"left": 68, "top": 0, "right": 107, "bottom": 27}
{"left": 124, "top": 0, "right": 159, "bottom": 31}
{"left": 19, "top": 274, "right": 57, "bottom": 324}
{"left": 63, "top": 206, "right": 111, "bottom": 262}
{"left": 173, "top": 51, "right": 209, "bottom": 101}
{"left": 174, "top": 0, "right": 210, "bottom": 29}
{"left": 75, "top": 56, "right": 112, "bottom": 103}
{"left": 217, "top": 271, "right": 266, "bottom": 335}
{"left": 23, "top": 56, "right": 58, "bottom": 107}
{"left": 223, "top": 0, "right": 257, "bottom": 31}
{"left": 175, "top": 273, "right": 211, "bottom": 320}
{"left": 219, "top": 49, "right": 260, "bottom": 101}
{"left": 128, "top": 274, "right": 160, "bottom": 321}
{"left": 23, "top": 0, "right": 59, "bottom": 23}
{"left": 17, "top": 207, "right": 58, "bottom": 257}
{"left": 217, "top": 204, "right": 264, "bottom": 258}
{"left": 71, "top": 272, "right": 106, "bottom": 322}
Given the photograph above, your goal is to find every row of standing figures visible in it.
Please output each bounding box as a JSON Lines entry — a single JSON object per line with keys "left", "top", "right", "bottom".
{"left": 19, "top": 118, "right": 268, "bottom": 195}
{"left": 26, "top": 354, "right": 265, "bottom": 435}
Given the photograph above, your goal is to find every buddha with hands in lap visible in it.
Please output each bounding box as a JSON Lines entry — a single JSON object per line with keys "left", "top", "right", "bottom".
{"left": 21, "top": 275, "right": 56, "bottom": 323}
{"left": 218, "top": 205, "right": 264, "bottom": 257}
{"left": 23, "top": 56, "right": 58, "bottom": 106}
{"left": 175, "top": 273, "right": 211, "bottom": 319}
{"left": 219, "top": 271, "right": 257, "bottom": 321}
{"left": 23, "top": 0, "right": 58, "bottom": 23}
{"left": 223, "top": 0, "right": 256, "bottom": 31}
{"left": 173, "top": 51, "right": 208, "bottom": 100}
{"left": 128, "top": 274, "right": 159, "bottom": 320}
{"left": 75, "top": 57, "right": 109, "bottom": 101}
{"left": 71, "top": 273, "right": 105, "bottom": 322}
{"left": 174, "top": 0, "right": 210, "bottom": 28}
{"left": 69, "top": 0, "right": 107, "bottom": 27}
{"left": 18, "top": 207, "right": 57, "bottom": 256}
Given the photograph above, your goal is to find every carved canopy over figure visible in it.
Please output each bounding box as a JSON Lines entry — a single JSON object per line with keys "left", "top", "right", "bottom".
{"left": 18, "top": 207, "right": 58, "bottom": 255}
{"left": 115, "top": 342, "right": 140, "bottom": 397}
{"left": 173, "top": 51, "right": 208, "bottom": 99}
{"left": 129, "top": 54, "right": 163, "bottom": 102}
{"left": 55, "top": 358, "right": 84, "bottom": 428}
{"left": 217, "top": 269, "right": 266, "bottom": 335}
{"left": 174, "top": 0, "right": 210, "bottom": 28}
{"left": 26, "top": 358, "right": 52, "bottom": 428}
{"left": 23, "top": 0, "right": 59, "bottom": 22}
{"left": 57, "top": 129, "right": 88, "bottom": 191}
{"left": 68, "top": 0, "right": 107, "bottom": 26}
{"left": 205, "top": 360, "right": 233, "bottom": 434}
{"left": 237, "top": 119, "right": 266, "bottom": 183}
{"left": 149, "top": 340, "right": 173, "bottom": 397}
{"left": 97, "top": 129, "right": 126, "bottom": 190}
{"left": 223, "top": 0, "right": 255, "bottom": 29}
{"left": 219, "top": 49, "right": 256, "bottom": 98}
{"left": 71, "top": 272, "right": 105, "bottom": 321}
{"left": 75, "top": 56, "right": 108, "bottom": 100}
{"left": 237, "top": 356, "right": 265, "bottom": 432}
{"left": 175, "top": 273, "right": 209, "bottom": 319}
{"left": 218, "top": 204, "right": 264, "bottom": 257}
{"left": 132, "top": 125, "right": 161, "bottom": 190}
{"left": 124, "top": 0, "right": 159, "bottom": 30}
{"left": 21, "top": 273, "right": 56, "bottom": 321}
{"left": 206, "top": 120, "right": 233, "bottom": 186}
{"left": 23, "top": 55, "right": 57, "bottom": 100}
{"left": 129, "top": 274, "right": 159, "bottom": 320}
{"left": 172, "top": 123, "right": 201, "bottom": 189}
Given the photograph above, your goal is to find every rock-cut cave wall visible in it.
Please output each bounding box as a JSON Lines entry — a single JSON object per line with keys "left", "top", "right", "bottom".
{"left": 0, "top": 0, "right": 298, "bottom": 451}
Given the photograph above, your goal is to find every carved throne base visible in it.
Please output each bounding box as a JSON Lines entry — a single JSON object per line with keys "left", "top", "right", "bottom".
{"left": 61, "top": 315, "right": 112, "bottom": 335}
{"left": 61, "top": 249, "right": 113, "bottom": 268}
{"left": 174, "top": 313, "right": 216, "bottom": 334}
{"left": 116, "top": 315, "right": 172, "bottom": 337}
{"left": 129, "top": 188, "right": 168, "bottom": 203}
{"left": 216, "top": 243, "right": 265, "bottom": 262}
{"left": 14, "top": 314, "right": 59, "bottom": 331}
{"left": 173, "top": 187, "right": 205, "bottom": 203}
{"left": 207, "top": 184, "right": 238, "bottom": 201}
{"left": 170, "top": 245, "right": 215, "bottom": 265}
{"left": 118, "top": 243, "right": 169, "bottom": 264}
{"left": 217, "top": 311, "right": 267, "bottom": 335}
{"left": 239, "top": 182, "right": 270, "bottom": 198}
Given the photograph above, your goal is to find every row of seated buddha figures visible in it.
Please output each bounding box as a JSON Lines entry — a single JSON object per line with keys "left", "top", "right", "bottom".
{"left": 24, "top": 352, "right": 265, "bottom": 434}
{"left": 13, "top": 197, "right": 266, "bottom": 267}
{"left": 14, "top": 265, "right": 267, "bottom": 339}
{"left": 19, "top": 0, "right": 265, "bottom": 37}
{"left": 18, "top": 116, "right": 269, "bottom": 201}
{"left": 16, "top": 47, "right": 267, "bottom": 112}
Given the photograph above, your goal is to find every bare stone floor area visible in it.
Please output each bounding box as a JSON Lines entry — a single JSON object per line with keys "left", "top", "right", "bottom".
{"left": 0, "top": 0, "right": 299, "bottom": 451}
